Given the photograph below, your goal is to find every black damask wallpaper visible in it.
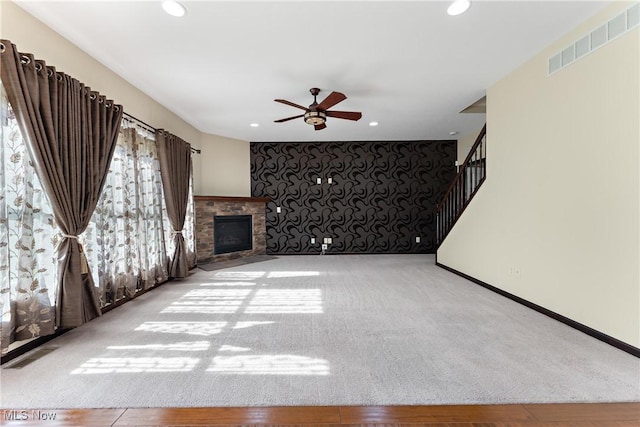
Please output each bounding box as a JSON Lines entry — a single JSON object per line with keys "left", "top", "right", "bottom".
{"left": 250, "top": 140, "right": 456, "bottom": 254}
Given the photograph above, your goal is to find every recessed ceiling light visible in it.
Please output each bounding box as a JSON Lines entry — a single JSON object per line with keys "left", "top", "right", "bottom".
{"left": 250, "top": 123, "right": 259, "bottom": 127}
{"left": 369, "top": 121, "right": 379, "bottom": 127}
{"left": 162, "top": 1, "right": 186, "bottom": 17}
{"left": 449, "top": 131, "right": 458, "bottom": 135}
{"left": 447, "top": 0, "right": 471, "bottom": 16}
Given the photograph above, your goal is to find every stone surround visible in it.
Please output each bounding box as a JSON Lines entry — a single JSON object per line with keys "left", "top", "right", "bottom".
{"left": 195, "top": 196, "right": 269, "bottom": 264}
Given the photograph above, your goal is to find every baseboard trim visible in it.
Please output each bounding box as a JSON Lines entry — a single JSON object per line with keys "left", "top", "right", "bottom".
{"left": 436, "top": 262, "right": 640, "bottom": 358}
{"left": 1, "top": 328, "right": 71, "bottom": 365}
{"left": 267, "top": 251, "right": 436, "bottom": 256}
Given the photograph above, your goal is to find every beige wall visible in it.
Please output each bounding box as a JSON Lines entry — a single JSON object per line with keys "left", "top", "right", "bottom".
{"left": 2, "top": 1, "right": 252, "bottom": 199}
{"left": 0, "top": 1, "right": 207, "bottom": 193}
{"left": 457, "top": 126, "right": 484, "bottom": 164}
{"left": 438, "top": 2, "right": 639, "bottom": 347}
{"left": 199, "top": 133, "right": 251, "bottom": 197}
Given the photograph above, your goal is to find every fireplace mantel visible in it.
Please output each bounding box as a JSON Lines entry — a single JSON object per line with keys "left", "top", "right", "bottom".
{"left": 194, "top": 195, "right": 270, "bottom": 203}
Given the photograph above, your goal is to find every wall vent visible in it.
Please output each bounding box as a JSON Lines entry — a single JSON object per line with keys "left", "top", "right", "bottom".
{"left": 548, "top": 3, "right": 639, "bottom": 75}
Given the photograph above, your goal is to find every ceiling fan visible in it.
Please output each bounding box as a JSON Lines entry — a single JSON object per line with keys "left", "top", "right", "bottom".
{"left": 274, "top": 88, "right": 362, "bottom": 130}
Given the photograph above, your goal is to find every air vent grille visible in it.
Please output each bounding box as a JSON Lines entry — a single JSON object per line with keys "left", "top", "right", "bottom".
{"left": 548, "top": 3, "right": 639, "bottom": 75}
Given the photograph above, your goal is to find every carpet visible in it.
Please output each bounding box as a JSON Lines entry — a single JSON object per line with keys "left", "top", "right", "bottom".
{"left": 1, "top": 255, "right": 638, "bottom": 408}
{"left": 197, "top": 255, "right": 278, "bottom": 271}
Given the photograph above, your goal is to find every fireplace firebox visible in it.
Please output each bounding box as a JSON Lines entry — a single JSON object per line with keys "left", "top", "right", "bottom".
{"left": 214, "top": 215, "right": 253, "bottom": 255}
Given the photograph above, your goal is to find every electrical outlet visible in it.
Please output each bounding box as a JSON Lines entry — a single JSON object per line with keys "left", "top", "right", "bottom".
{"left": 316, "top": 177, "right": 322, "bottom": 184}
{"left": 415, "top": 236, "right": 421, "bottom": 243}
{"left": 310, "top": 237, "right": 316, "bottom": 244}
{"left": 327, "top": 237, "right": 332, "bottom": 244}
{"left": 321, "top": 244, "right": 328, "bottom": 250}
{"left": 328, "top": 177, "right": 333, "bottom": 184}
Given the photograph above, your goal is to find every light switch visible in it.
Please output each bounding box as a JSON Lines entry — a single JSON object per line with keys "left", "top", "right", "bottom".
{"left": 328, "top": 177, "right": 333, "bottom": 184}
{"left": 311, "top": 237, "right": 316, "bottom": 244}
{"left": 316, "top": 177, "right": 322, "bottom": 184}
{"left": 276, "top": 206, "right": 281, "bottom": 213}
{"left": 416, "top": 236, "right": 420, "bottom": 243}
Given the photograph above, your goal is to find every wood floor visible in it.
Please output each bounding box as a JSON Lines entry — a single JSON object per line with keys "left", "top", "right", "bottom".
{"left": 1, "top": 403, "right": 638, "bottom": 426}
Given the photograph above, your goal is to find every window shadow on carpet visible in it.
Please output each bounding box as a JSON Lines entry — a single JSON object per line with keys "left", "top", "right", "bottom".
{"left": 197, "top": 255, "right": 279, "bottom": 271}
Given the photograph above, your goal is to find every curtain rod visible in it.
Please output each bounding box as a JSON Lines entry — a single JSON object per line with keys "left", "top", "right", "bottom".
{"left": 122, "top": 112, "right": 155, "bottom": 133}
{"left": 122, "top": 112, "right": 201, "bottom": 154}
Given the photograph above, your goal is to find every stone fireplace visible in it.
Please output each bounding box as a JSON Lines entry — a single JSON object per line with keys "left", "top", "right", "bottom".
{"left": 195, "top": 196, "right": 269, "bottom": 264}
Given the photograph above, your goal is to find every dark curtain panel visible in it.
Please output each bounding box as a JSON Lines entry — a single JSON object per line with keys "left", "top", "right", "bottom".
{"left": 0, "top": 40, "right": 123, "bottom": 328}
{"left": 156, "top": 129, "right": 192, "bottom": 278}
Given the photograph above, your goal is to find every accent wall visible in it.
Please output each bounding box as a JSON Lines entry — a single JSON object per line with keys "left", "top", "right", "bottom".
{"left": 251, "top": 140, "right": 456, "bottom": 254}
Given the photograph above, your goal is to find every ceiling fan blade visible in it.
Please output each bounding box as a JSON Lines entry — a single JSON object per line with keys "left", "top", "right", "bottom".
{"left": 274, "top": 114, "right": 305, "bottom": 123}
{"left": 325, "top": 110, "right": 362, "bottom": 121}
{"left": 274, "top": 99, "right": 309, "bottom": 111}
{"left": 316, "top": 91, "right": 346, "bottom": 111}
{"left": 314, "top": 123, "right": 327, "bottom": 131}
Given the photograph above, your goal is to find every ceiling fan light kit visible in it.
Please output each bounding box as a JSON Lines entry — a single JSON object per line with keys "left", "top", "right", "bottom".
{"left": 304, "top": 111, "right": 326, "bottom": 126}
{"left": 274, "top": 87, "right": 362, "bottom": 131}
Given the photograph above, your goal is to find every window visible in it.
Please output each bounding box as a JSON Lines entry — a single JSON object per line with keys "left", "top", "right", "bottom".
{"left": 82, "top": 126, "right": 171, "bottom": 306}
{"left": 1, "top": 85, "right": 196, "bottom": 354}
{"left": 1, "top": 85, "right": 58, "bottom": 354}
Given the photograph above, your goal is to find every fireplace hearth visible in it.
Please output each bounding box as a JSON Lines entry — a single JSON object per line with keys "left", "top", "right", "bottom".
{"left": 214, "top": 215, "right": 253, "bottom": 255}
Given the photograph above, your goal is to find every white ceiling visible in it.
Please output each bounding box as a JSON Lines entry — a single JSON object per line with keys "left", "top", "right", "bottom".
{"left": 16, "top": 0, "right": 607, "bottom": 142}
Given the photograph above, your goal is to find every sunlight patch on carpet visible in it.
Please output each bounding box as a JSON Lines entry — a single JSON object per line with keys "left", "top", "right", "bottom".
{"left": 267, "top": 271, "right": 320, "bottom": 278}
{"left": 200, "top": 281, "right": 257, "bottom": 287}
{"left": 233, "top": 321, "right": 275, "bottom": 330}
{"left": 246, "top": 289, "right": 323, "bottom": 314}
{"left": 134, "top": 321, "right": 227, "bottom": 336}
{"left": 71, "top": 357, "right": 199, "bottom": 374}
{"left": 219, "top": 345, "right": 251, "bottom": 352}
{"left": 107, "top": 341, "right": 211, "bottom": 352}
{"left": 213, "top": 271, "right": 266, "bottom": 280}
{"left": 161, "top": 289, "right": 251, "bottom": 314}
{"left": 207, "top": 355, "right": 330, "bottom": 376}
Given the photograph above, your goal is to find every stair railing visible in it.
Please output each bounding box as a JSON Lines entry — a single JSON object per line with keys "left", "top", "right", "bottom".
{"left": 435, "top": 124, "right": 486, "bottom": 246}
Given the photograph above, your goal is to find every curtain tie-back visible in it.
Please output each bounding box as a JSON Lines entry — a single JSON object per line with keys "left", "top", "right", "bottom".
{"left": 172, "top": 230, "right": 183, "bottom": 236}
{"left": 61, "top": 234, "right": 89, "bottom": 275}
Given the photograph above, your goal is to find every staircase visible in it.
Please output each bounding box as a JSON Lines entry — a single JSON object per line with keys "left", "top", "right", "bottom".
{"left": 435, "top": 124, "right": 486, "bottom": 246}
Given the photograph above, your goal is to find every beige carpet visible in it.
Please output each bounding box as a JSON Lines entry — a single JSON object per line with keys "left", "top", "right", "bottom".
{"left": 197, "top": 255, "right": 278, "bottom": 271}
{"left": 1, "top": 255, "right": 638, "bottom": 408}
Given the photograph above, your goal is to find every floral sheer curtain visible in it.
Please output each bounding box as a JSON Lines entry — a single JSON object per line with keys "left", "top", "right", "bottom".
{"left": 82, "top": 125, "right": 171, "bottom": 307}
{"left": 1, "top": 97, "right": 198, "bottom": 353}
{"left": 1, "top": 40, "right": 124, "bottom": 328}
{"left": 0, "top": 38, "right": 197, "bottom": 353}
{"left": 1, "top": 86, "right": 59, "bottom": 355}
{"left": 186, "top": 175, "right": 196, "bottom": 268}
